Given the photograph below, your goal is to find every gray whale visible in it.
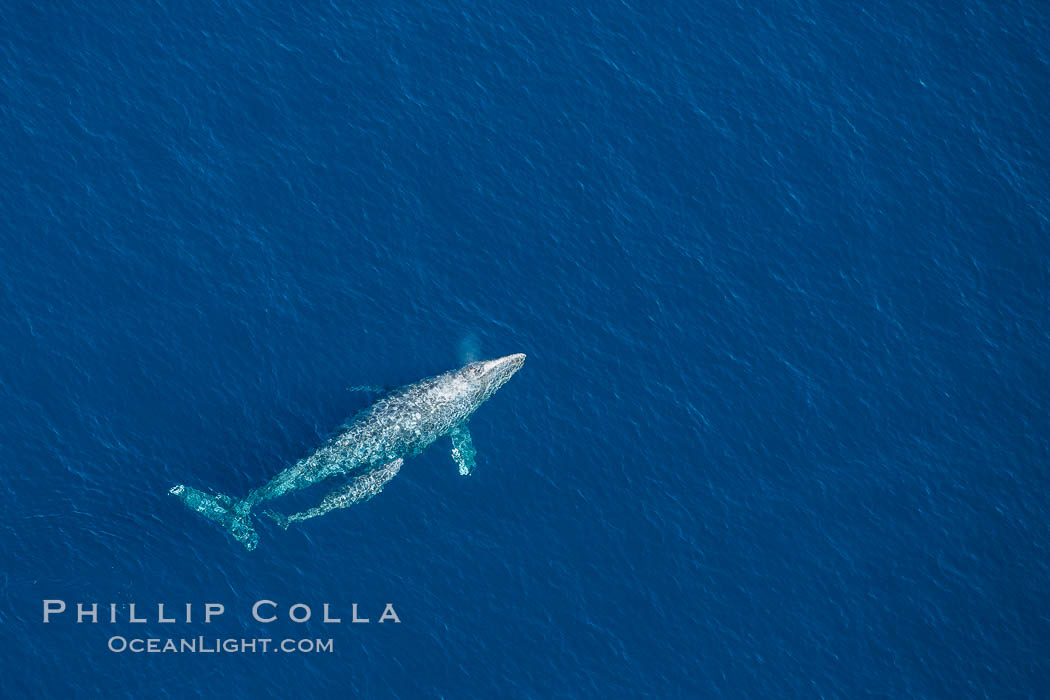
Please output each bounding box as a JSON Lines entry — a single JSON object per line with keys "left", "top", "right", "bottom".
{"left": 170, "top": 353, "right": 525, "bottom": 550}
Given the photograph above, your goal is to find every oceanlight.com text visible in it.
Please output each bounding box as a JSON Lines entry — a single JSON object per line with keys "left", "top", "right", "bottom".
{"left": 107, "top": 636, "right": 334, "bottom": 654}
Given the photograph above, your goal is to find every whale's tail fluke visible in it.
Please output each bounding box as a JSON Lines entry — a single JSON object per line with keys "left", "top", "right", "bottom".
{"left": 169, "top": 484, "right": 259, "bottom": 551}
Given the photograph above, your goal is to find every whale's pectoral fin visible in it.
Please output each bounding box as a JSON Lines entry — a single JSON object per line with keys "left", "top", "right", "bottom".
{"left": 263, "top": 458, "right": 403, "bottom": 530}
{"left": 450, "top": 424, "right": 477, "bottom": 476}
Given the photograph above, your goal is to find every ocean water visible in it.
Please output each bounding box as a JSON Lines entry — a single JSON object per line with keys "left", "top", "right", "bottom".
{"left": 1, "top": 0, "right": 1047, "bottom": 697}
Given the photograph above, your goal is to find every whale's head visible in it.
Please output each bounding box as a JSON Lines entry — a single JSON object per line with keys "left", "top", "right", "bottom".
{"left": 458, "top": 353, "right": 526, "bottom": 404}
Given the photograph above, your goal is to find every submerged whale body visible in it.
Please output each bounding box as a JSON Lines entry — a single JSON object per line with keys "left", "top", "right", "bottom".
{"left": 170, "top": 353, "right": 525, "bottom": 550}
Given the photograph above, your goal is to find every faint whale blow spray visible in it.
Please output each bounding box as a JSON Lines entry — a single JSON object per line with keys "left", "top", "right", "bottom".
{"left": 169, "top": 354, "right": 525, "bottom": 550}
{"left": 458, "top": 333, "right": 481, "bottom": 364}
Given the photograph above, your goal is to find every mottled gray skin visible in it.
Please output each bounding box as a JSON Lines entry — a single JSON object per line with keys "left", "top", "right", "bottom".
{"left": 264, "top": 457, "right": 403, "bottom": 530}
{"left": 169, "top": 353, "right": 525, "bottom": 550}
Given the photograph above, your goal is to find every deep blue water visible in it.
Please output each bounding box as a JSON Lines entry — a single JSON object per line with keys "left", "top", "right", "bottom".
{"left": 2, "top": 0, "right": 1048, "bottom": 697}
